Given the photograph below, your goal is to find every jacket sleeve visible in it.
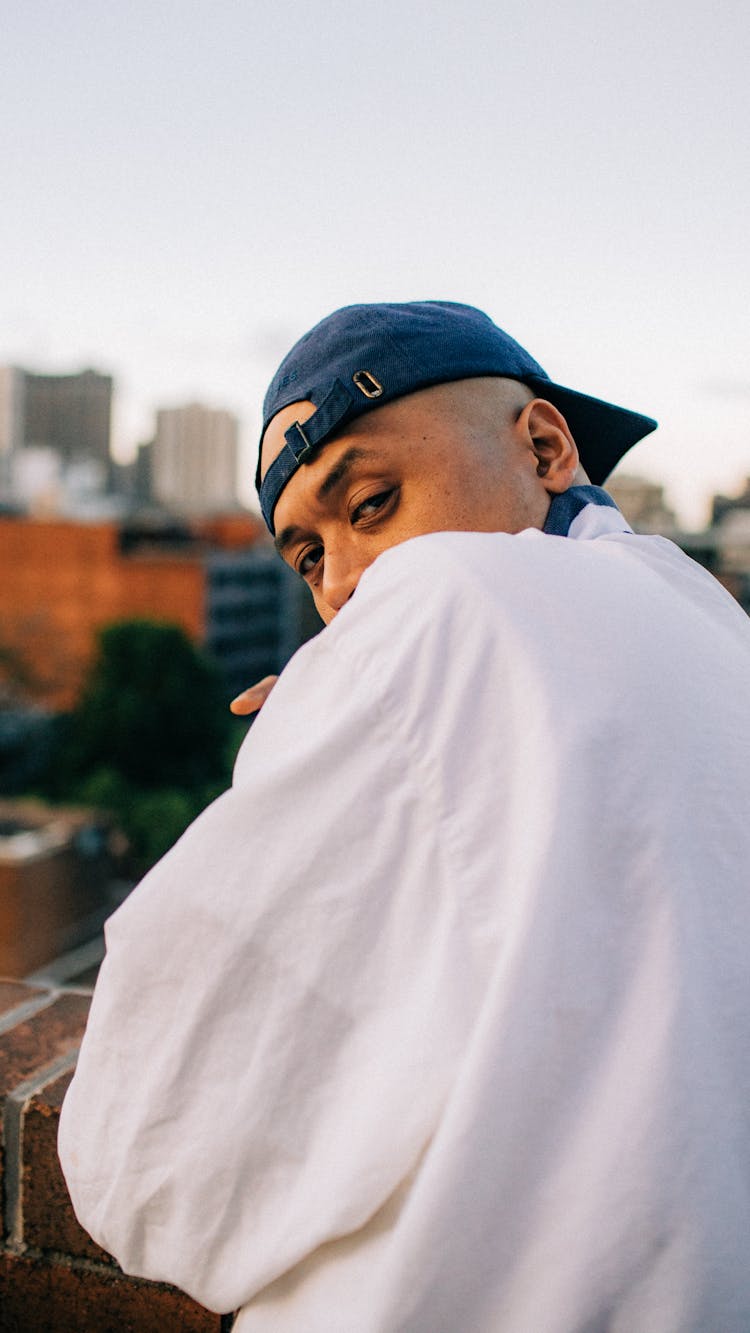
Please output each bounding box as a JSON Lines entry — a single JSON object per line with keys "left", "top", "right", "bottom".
{"left": 57, "top": 545, "right": 479, "bottom": 1314}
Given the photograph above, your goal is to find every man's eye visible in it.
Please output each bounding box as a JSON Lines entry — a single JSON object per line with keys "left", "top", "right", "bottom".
{"left": 351, "top": 488, "right": 396, "bottom": 524}
{"left": 298, "top": 545, "right": 323, "bottom": 577}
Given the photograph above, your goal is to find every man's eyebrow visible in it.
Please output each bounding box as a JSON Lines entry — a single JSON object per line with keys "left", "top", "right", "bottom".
{"left": 274, "top": 524, "right": 304, "bottom": 558}
{"left": 317, "top": 446, "right": 372, "bottom": 500}
{"left": 273, "top": 447, "right": 378, "bottom": 558}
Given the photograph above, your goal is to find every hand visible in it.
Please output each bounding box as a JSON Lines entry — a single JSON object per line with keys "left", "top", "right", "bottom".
{"left": 229, "top": 675, "right": 279, "bottom": 716}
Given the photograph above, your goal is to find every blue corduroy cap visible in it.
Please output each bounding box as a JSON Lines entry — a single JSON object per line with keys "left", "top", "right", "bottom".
{"left": 257, "top": 301, "right": 657, "bottom": 533}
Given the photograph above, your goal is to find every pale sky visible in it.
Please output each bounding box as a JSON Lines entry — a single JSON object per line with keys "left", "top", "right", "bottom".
{"left": 2, "top": 0, "right": 749, "bottom": 527}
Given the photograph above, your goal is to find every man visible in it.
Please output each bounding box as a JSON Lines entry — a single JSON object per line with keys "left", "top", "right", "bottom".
{"left": 60, "top": 303, "right": 750, "bottom": 1331}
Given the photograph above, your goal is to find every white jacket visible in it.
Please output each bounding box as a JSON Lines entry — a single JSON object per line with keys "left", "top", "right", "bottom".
{"left": 59, "top": 490, "right": 750, "bottom": 1331}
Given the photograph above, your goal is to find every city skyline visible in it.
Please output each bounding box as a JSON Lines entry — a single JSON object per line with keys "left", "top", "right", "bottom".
{"left": 2, "top": 1, "right": 749, "bottom": 527}
{"left": 2, "top": 350, "right": 749, "bottom": 532}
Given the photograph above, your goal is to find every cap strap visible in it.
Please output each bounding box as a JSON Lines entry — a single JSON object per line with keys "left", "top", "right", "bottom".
{"left": 259, "top": 378, "right": 354, "bottom": 532}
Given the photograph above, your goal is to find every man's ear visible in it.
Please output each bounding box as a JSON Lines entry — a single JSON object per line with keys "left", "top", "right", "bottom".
{"left": 517, "top": 399, "right": 580, "bottom": 494}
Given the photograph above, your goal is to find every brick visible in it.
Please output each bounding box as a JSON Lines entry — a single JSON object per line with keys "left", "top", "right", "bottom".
{"left": 0, "top": 981, "right": 44, "bottom": 1020}
{"left": 1, "top": 993, "right": 90, "bottom": 1223}
{"left": 0, "top": 993, "right": 90, "bottom": 1100}
{"left": 22, "top": 1070, "right": 113, "bottom": 1263}
{"left": 0, "top": 1252, "right": 224, "bottom": 1333}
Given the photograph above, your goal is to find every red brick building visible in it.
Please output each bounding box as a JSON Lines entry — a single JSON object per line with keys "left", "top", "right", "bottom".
{"left": 0, "top": 511, "right": 306, "bottom": 711}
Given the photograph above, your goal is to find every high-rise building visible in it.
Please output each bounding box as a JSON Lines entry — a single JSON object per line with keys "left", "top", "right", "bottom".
{"left": 151, "top": 403, "right": 239, "bottom": 514}
{"left": 0, "top": 366, "right": 113, "bottom": 498}
{"left": 22, "top": 369, "right": 113, "bottom": 472}
{"left": 0, "top": 367, "right": 24, "bottom": 495}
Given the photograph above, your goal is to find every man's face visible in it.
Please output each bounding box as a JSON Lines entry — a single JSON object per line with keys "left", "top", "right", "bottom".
{"left": 259, "top": 378, "right": 572, "bottom": 624}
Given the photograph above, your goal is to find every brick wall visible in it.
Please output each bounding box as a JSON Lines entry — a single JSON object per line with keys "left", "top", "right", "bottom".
{"left": 0, "top": 979, "right": 233, "bottom": 1332}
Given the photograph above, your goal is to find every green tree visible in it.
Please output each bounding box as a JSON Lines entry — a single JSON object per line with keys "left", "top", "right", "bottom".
{"left": 68, "top": 620, "right": 232, "bottom": 789}
{"left": 34, "top": 620, "right": 240, "bottom": 873}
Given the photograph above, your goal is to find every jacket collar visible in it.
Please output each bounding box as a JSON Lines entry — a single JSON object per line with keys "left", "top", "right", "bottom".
{"left": 543, "top": 485, "right": 632, "bottom": 541}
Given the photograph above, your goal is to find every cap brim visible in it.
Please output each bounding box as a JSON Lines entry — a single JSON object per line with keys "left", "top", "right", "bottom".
{"left": 526, "top": 377, "right": 657, "bottom": 485}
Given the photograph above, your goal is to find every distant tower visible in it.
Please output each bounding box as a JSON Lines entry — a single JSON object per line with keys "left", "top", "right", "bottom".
{"left": 151, "top": 403, "right": 239, "bottom": 514}
{"left": 0, "top": 367, "right": 25, "bottom": 496}
{"left": 606, "top": 474, "right": 677, "bottom": 535}
{"left": 22, "top": 369, "right": 113, "bottom": 477}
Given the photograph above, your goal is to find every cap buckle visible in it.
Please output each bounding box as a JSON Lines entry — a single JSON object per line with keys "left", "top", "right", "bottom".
{"left": 352, "top": 369, "right": 383, "bottom": 399}
{"left": 287, "top": 420, "right": 315, "bottom": 463}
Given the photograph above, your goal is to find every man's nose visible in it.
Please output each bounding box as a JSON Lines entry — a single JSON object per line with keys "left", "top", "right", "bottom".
{"left": 321, "top": 544, "right": 363, "bottom": 615}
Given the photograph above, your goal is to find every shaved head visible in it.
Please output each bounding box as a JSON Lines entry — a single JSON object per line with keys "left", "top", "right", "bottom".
{"left": 259, "top": 377, "right": 536, "bottom": 487}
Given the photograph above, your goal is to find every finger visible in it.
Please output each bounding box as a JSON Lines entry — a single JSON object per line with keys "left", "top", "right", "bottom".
{"left": 229, "top": 675, "right": 279, "bottom": 715}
